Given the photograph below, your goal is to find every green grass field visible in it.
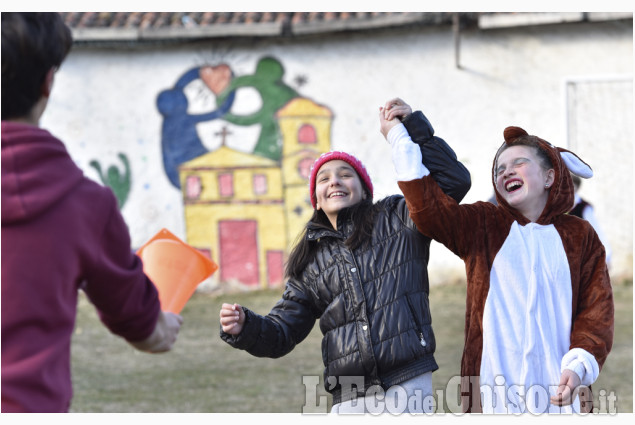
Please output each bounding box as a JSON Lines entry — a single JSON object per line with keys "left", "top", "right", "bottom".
{"left": 70, "top": 279, "right": 632, "bottom": 413}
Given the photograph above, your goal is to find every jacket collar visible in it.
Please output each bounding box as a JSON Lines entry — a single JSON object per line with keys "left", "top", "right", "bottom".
{"left": 306, "top": 205, "right": 356, "bottom": 241}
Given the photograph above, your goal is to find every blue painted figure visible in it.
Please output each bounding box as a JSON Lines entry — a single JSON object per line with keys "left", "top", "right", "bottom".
{"left": 157, "top": 67, "right": 235, "bottom": 188}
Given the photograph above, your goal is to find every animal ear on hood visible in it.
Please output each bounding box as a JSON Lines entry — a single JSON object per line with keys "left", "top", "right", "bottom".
{"left": 503, "top": 125, "right": 593, "bottom": 179}
{"left": 558, "top": 148, "right": 593, "bottom": 179}
{"left": 503, "top": 126, "right": 528, "bottom": 143}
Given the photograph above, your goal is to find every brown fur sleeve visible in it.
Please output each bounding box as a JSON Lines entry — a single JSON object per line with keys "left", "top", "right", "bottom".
{"left": 557, "top": 217, "right": 614, "bottom": 369}
{"left": 398, "top": 177, "right": 491, "bottom": 259}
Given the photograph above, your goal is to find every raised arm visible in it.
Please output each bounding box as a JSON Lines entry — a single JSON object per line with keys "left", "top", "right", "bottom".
{"left": 382, "top": 98, "right": 471, "bottom": 203}
{"left": 379, "top": 100, "right": 489, "bottom": 258}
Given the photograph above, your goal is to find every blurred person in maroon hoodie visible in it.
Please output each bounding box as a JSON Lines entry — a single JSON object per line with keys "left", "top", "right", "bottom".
{"left": 1, "top": 12, "right": 183, "bottom": 413}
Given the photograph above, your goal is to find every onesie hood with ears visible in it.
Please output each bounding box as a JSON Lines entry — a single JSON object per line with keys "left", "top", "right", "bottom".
{"left": 492, "top": 126, "right": 593, "bottom": 225}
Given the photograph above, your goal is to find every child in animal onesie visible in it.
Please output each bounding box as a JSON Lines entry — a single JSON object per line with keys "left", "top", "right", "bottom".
{"left": 379, "top": 98, "right": 613, "bottom": 414}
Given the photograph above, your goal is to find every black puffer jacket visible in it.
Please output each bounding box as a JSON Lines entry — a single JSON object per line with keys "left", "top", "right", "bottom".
{"left": 221, "top": 111, "right": 470, "bottom": 404}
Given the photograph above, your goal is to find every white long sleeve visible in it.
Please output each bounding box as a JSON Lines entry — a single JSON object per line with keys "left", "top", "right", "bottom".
{"left": 387, "top": 123, "right": 430, "bottom": 181}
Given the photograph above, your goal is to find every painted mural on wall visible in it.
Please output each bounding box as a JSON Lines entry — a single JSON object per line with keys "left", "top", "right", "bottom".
{"left": 157, "top": 56, "right": 333, "bottom": 289}
{"left": 214, "top": 57, "right": 299, "bottom": 161}
{"left": 157, "top": 66, "right": 236, "bottom": 188}
{"left": 89, "top": 152, "right": 131, "bottom": 209}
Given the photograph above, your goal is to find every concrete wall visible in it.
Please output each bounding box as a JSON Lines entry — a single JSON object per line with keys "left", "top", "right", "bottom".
{"left": 42, "top": 18, "right": 633, "bottom": 288}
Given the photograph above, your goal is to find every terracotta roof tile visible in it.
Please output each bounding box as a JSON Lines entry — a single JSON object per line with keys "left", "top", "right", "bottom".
{"left": 59, "top": 11, "right": 438, "bottom": 30}
{"left": 55, "top": 12, "right": 631, "bottom": 43}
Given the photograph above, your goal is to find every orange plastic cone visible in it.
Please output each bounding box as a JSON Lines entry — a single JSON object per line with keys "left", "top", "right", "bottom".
{"left": 136, "top": 228, "right": 218, "bottom": 314}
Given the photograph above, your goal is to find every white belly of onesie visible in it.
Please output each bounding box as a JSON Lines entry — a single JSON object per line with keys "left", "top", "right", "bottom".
{"left": 480, "top": 221, "right": 579, "bottom": 414}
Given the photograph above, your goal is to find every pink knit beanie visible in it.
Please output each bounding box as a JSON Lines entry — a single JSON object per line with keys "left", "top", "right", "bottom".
{"left": 309, "top": 151, "right": 373, "bottom": 209}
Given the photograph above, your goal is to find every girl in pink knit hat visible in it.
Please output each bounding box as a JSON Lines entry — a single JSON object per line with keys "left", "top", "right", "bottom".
{"left": 220, "top": 99, "right": 471, "bottom": 413}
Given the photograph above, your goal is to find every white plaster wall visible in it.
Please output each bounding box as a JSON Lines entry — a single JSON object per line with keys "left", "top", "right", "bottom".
{"left": 42, "top": 19, "right": 633, "bottom": 284}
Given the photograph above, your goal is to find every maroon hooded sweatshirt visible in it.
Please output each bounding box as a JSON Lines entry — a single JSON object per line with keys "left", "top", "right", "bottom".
{"left": 1, "top": 122, "right": 160, "bottom": 412}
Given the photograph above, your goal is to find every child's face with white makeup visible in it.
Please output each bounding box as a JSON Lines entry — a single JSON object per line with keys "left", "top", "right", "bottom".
{"left": 495, "top": 145, "right": 554, "bottom": 221}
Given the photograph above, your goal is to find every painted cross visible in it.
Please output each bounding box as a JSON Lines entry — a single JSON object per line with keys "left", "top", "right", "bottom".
{"left": 215, "top": 126, "right": 232, "bottom": 147}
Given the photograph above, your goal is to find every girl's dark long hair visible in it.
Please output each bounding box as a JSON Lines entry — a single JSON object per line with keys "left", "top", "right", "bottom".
{"left": 285, "top": 184, "right": 377, "bottom": 281}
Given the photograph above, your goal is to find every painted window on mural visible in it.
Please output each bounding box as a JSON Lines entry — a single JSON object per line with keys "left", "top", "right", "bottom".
{"left": 218, "top": 173, "right": 234, "bottom": 197}
{"left": 253, "top": 174, "right": 268, "bottom": 195}
{"left": 196, "top": 247, "right": 212, "bottom": 260}
{"left": 298, "top": 157, "right": 314, "bottom": 179}
{"left": 298, "top": 124, "right": 317, "bottom": 144}
{"left": 266, "top": 250, "right": 284, "bottom": 287}
{"left": 219, "top": 220, "right": 259, "bottom": 286}
{"left": 185, "top": 175, "right": 202, "bottom": 200}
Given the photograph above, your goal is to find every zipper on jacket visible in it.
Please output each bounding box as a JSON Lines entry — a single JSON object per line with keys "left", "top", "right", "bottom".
{"left": 419, "top": 332, "right": 426, "bottom": 347}
{"left": 405, "top": 296, "right": 427, "bottom": 347}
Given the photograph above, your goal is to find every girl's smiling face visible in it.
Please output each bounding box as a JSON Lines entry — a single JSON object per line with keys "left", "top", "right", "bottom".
{"left": 315, "top": 160, "right": 366, "bottom": 228}
{"left": 495, "top": 145, "right": 555, "bottom": 222}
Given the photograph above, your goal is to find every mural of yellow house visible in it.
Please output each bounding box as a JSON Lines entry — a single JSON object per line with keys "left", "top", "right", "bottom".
{"left": 179, "top": 97, "right": 332, "bottom": 288}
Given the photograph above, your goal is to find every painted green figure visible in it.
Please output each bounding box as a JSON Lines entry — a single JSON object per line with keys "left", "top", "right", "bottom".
{"left": 89, "top": 153, "right": 131, "bottom": 209}
{"left": 216, "top": 56, "right": 298, "bottom": 161}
